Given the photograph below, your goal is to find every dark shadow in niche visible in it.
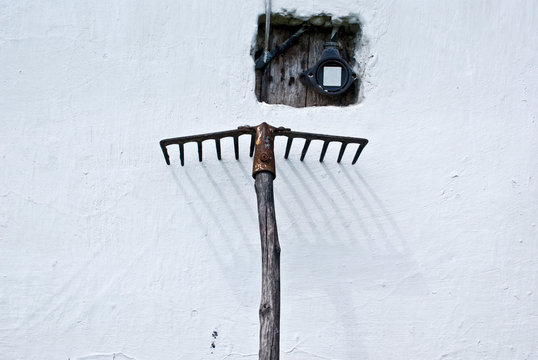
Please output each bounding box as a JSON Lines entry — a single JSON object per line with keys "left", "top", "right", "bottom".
{"left": 252, "top": 12, "right": 362, "bottom": 107}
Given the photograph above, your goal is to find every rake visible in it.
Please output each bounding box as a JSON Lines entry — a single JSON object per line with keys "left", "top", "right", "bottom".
{"left": 159, "top": 122, "right": 368, "bottom": 360}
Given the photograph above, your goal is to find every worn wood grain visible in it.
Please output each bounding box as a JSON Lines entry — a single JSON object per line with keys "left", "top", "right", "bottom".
{"left": 259, "top": 27, "right": 308, "bottom": 107}
{"left": 255, "top": 171, "right": 280, "bottom": 360}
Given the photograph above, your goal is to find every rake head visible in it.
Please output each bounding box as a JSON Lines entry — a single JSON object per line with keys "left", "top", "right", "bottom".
{"left": 160, "top": 122, "right": 368, "bottom": 178}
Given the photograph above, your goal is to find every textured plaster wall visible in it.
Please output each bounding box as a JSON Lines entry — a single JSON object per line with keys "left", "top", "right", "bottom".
{"left": 1, "top": 1, "right": 537, "bottom": 359}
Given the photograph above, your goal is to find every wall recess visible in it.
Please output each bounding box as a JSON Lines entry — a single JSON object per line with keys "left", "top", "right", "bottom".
{"left": 252, "top": 13, "right": 362, "bottom": 107}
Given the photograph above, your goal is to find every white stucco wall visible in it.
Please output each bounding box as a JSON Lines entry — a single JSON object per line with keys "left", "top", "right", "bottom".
{"left": 1, "top": 1, "right": 537, "bottom": 359}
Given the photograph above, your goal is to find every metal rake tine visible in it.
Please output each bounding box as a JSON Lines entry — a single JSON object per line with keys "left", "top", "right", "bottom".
{"left": 284, "top": 137, "right": 293, "bottom": 159}
{"left": 215, "top": 139, "right": 222, "bottom": 160}
{"left": 179, "top": 143, "right": 184, "bottom": 166}
{"left": 249, "top": 133, "right": 255, "bottom": 157}
{"left": 352, "top": 143, "right": 366, "bottom": 164}
{"left": 160, "top": 141, "right": 171, "bottom": 165}
{"left": 337, "top": 142, "right": 347, "bottom": 163}
{"left": 300, "top": 139, "right": 311, "bottom": 161}
{"left": 197, "top": 141, "right": 203, "bottom": 162}
{"left": 233, "top": 136, "right": 239, "bottom": 160}
{"left": 319, "top": 141, "right": 329, "bottom": 162}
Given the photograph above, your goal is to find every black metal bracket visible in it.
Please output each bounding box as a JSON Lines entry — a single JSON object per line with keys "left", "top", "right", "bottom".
{"left": 299, "top": 41, "right": 357, "bottom": 96}
{"left": 254, "top": 26, "right": 308, "bottom": 71}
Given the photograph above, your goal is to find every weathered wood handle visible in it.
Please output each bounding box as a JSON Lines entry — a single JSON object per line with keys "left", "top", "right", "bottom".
{"left": 255, "top": 171, "right": 280, "bottom": 360}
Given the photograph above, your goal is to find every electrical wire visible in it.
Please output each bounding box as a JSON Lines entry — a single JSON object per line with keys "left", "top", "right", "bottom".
{"left": 264, "top": 0, "right": 271, "bottom": 62}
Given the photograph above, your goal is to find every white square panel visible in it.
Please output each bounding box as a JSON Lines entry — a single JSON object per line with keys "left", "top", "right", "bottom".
{"left": 323, "top": 66, "right": 342, "bottom": 87}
